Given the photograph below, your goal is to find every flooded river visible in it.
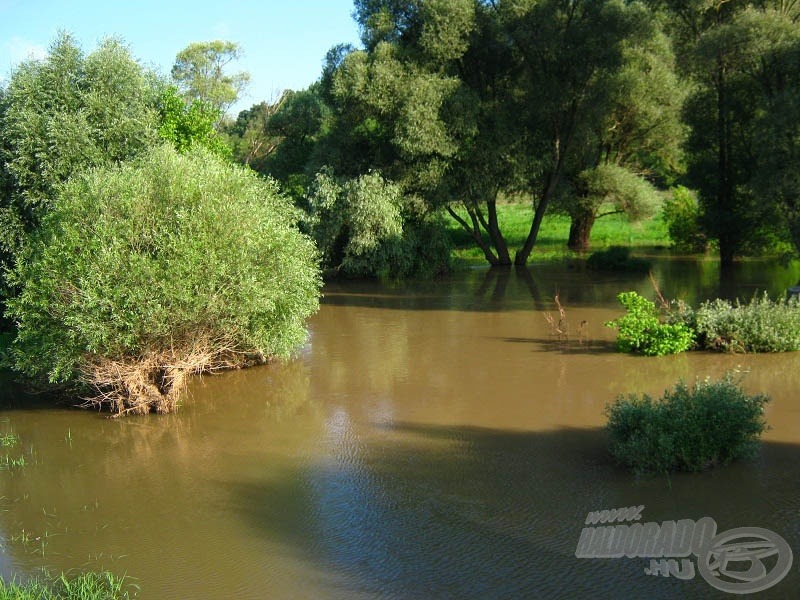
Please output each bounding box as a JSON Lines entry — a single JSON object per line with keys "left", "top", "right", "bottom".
{"left": 1, "top": 258, "right": 799, "bottom": 598}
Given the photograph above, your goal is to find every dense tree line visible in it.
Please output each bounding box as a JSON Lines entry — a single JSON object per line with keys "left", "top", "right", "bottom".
{"left": 226, "top": 0, "right": 800, "bottom": 270}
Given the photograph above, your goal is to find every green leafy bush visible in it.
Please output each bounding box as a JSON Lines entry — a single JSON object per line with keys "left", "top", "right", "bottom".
{"left": 586, "top": 246, "right": 651, "bottom": 272}
{"left": 0, "top": 33, "right": 160, "bottom": 263}
{"left": 306, "top": 171, "right": 449, "bottom": 278}
{"left": 605, "top": 375, "right": 770, "bottom": 474}
{"left": 695, "top": 293, "right": 800, "bottom": 352}
{"left": 157, "top": 86, "right": 232, "bottom": 158}
{"left": 605, "top": 291, "right": 694, "bottom": 355}
{"left": 661, "top": 186, "right": 707, "bottom": 253}
{"left": 6, "top": 145, "right": 321, "bottom": 414}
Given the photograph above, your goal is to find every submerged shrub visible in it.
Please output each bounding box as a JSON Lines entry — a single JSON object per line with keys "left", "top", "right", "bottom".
{"left": 605, "top": 291, "right": 694, "bottom": 356}
{"left": 605, "top": 375, "right": 770, "bottom": 474}
{"left": 695, "top": 293, "right": 800, "bottom": 352}
{"left": 6, "top": 145, "right": 321, "bottom": 414}
{"left": 586, "top": 246, "right": 651, "bottom": 272}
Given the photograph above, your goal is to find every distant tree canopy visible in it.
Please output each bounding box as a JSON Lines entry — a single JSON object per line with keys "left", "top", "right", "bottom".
{"left": 652, "top": 0, "right": 800, "bottom": 266}
{"left": 171, "top": 40, "right": 250, "bottom": 118}
{"left": 241, "top": 0, "right": 689, "bottom": 266}
{"left": 219, "top": 0, "right": 799, "bottom": 269}
{"left": 157, "top": 86, "right": 232, "bottom": 158}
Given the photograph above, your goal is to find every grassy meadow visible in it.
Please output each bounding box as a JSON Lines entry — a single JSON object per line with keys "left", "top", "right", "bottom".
{"left": 445, "top": 202, "right": 670, "bottom": 266}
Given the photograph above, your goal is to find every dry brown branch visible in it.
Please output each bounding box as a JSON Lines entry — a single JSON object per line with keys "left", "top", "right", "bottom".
{"left": 577, "top": 320, "right": 588, "bottom": 345}
{"left": 649, "top": 271, "right": 669, "bottom": 310}
{"left": 79, "top": 333, "right": 266, "bottom": 415}
{"left": 544, "top": 293, "right": 569, "bottom": 340}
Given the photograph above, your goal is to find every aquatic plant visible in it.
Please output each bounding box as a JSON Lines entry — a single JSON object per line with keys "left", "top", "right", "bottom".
{"left": 695, "top": 293, "right": 800, "bottom": 353}
{"left": 604, "top": 291, "right": 694, "bottom": 356}
{"left": 0, "top": 571, "right": 136, "bottom": 599}
{"left": 605, "top": 375, "right": 770, "bottom": 474}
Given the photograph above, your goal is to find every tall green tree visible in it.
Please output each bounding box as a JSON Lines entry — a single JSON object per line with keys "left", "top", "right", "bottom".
{"left": 325, "top": 0, "right": 678, "bottom": 266}
{"left": 491, "top": 0, "right": 672, "bottom": 264}
{"left": 653, "top": 0, "right": 800, "bottom": 267}
{"left": 171, "top": 40, "right": 250, "bottom": 117}
{"left": 737, "top": 6, "right": 800, "bottom": 256}
{"left": 557, "top": 27, "right": 686, "bottom": 250}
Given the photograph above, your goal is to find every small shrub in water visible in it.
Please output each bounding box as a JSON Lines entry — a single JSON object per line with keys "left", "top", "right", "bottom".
{"left": 6, "top": 145, "right": 321, "bottom": 414}
{"left": 605, "top": 375, "right": 770, "bottom": 474}
{"left": 586, "top": 246, "right": 651, "bottom": 272}
{"left": 695, "top": 293, "right": 800, "bottom": 352}
{"left": 605, "top": 291, "right": 694, "bottom": 356}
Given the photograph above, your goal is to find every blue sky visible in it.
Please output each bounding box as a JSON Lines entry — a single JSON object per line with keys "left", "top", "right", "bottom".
{"left": 0, "top": 0, "right": 361, "bottom": 115}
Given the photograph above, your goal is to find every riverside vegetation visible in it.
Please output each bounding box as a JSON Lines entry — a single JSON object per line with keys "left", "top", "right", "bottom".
{"left": 605, "top": 375, "right": 770, "bottom": 474}
{"left": 605, "top": 290, "right": 800, "bottom": 356}
{"left": 0, "top": 424, "right": 133, "bottom": 598}
{"left": 5, "top": 146, "right": 321, "bottom": 415}
{"left": 0, "top": 571, "right": 134, "bottom": 600}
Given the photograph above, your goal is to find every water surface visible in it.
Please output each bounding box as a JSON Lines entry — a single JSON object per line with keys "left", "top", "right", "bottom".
{"left": 1, "top": 258, "right": 799, "bottom": 598}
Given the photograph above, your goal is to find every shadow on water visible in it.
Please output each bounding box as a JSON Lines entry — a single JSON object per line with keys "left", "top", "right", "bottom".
{"left": 228, "top": 423, "right": 800, "bottom": 600}
{"left": 0, "top": 372, "right": 72, "bottom": 412}
{"left": 495, "top": 337, "right": 619, "bottom": 354}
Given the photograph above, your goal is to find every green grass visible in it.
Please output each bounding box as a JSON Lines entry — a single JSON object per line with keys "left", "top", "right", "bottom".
{"left": 0, "top": 571, "right": 135, "bottom": 600}
{"left": 445, "top": 203, "right": 670, "bottom": 266}
{"left": 0, "top": 427, "right": 25, "bottom": 470}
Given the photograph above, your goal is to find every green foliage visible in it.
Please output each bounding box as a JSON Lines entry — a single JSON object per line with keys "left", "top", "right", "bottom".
{"left": 586, "top": 246, "right": 651, "bottom": 272}
{"left": 661, "top": 186, "right": 707, "bottom": 253}
{"left": 664, "top": 1, "right": 800, "bottom": 265}
{"left": 576, "top": 165, "right": 661, "bottom": 222}
{"left": 157, "top": 86, "right": 231, "bottom": 158}
{"left": 0, "top": 32, "right": 159, "bottom": 232}
{"left": 6, "top": 145, "right": 321, "bottom": 387}
{"left": 605, "top": 375, "right": 770, "bottom": 474}
{"left": 605, "top": 291, "right": 695, "bottom": 356}
{"left": 307, "top": 170, "right": 449, "bottom": 278}
{"left": 0, "top": 571, "right": 134, "bottom": 599}
{"left": 226, "top": 88, "right": 330, "bottom": 182}
{"left": 171, "top": 40, "right": 250, "bottom": 116}
{"left": 695, "top": 293, "right": 800, "bottom": 352}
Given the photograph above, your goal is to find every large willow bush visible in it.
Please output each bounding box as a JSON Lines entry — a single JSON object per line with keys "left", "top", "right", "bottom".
{"left": 6, "top": 145, "right": 321, "bottom": 414}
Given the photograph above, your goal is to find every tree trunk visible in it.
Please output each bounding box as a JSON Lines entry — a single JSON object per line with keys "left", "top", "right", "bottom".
{"left": 515, "top": 132, "right": 569, "bottom": 266}
{"left": 567, "top": 210, "right": 596, "bottom": 251}
{"left": 486, "top": 198, "right": 511, "bottom": 265}
{"left": 717, "top": 57, "right": 735, "bottom": 272}
{"left": 446, "top": 205, "right": 501, "bottom": 266}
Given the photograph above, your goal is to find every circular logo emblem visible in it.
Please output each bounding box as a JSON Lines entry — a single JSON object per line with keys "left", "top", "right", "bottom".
{"left": 698, "top": 527, "right": 793, "bottom": 594}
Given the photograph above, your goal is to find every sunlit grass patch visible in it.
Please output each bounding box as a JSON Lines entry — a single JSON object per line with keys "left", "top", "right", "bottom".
{"left": 446, "top": 202, "right": 670, "bottom": 267}
{"left": 0, "top": 571, "right": 136, "bottom": 600}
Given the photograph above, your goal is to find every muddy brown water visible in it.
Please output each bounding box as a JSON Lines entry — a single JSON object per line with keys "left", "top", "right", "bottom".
{"left": 1, "top": 258, "right": 800, "bottom": 599}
